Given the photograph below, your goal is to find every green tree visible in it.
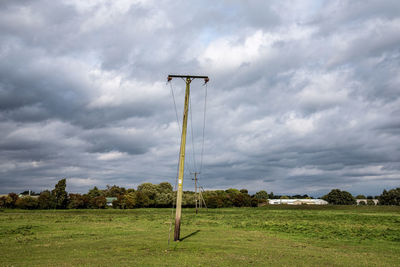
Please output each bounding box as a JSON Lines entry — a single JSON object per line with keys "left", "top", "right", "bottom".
{"left": 112, "top": 194, "right": 126, "bottom": 209}
{"left": 158, "top": 182, "right": 173, "bottom": 194}
{"left": 378, "top": 188, "right": 400, "bottom": 205}
{"left": 240, "top": 189, "right": 248, "bottom": 194}
{"left": 104, "top": 185, "right": 126, "bottom": 197}
{"left": 137, "top": 183, "right": 158, "bottom": 207}
{"left": 90, "top": 196, "right": 107, "bottom": 209}
{"left": 38, "top": 190, "right": 56, "bottom": 209}
{"left": 52, "top": 178, "right": 69, "bottom": 209}
{"left": 182, "top": 191, "right": 195, "bottom": 207}
{"left": 15, "top": 196, "right": 39, "bottom": 209}
{"left": 0, "top": 196, "right": 6, "bottom": 208}
{"left": 232, "top": 193, "right": 251, "bottom": 207}
{"left": 367, "top": 199, "right": 375, "bottom": 206}
{"left": 124, "top": 192, "right": 136, "bottom": 208}
{"left": 68, "top": 194, "right": 89, "bottom": 209}
{"left": 4, "top": 193, "right": 19, "bottom": 208}
{"left": 322, "top": 189, "right": 356, "bottom": 205}
{"left": 355, "top": 195, "right": 366, "bottom": 199}
{"left": 87, "top": 186, "right": 103, "bottom": 198}
{"left": 225, "top": 188, "right": 240, "bottom": 195}
{"left": 135, "top": 191, "right": 150, "bottom": 208}
{"left": 254, "top": 190, "right": 269, "bottom": 201}
{"left": 156, "top": 192, "right": 173, "bottom": 207}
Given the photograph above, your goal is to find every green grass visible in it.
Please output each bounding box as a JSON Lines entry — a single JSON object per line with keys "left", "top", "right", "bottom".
{"left": 0, "top": 206, "right": 399, "bottom": 266}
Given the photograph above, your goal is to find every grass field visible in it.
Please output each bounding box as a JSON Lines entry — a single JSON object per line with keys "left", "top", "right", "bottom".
{"left": 1, "top": 206, "right": 399, "bottom": 266}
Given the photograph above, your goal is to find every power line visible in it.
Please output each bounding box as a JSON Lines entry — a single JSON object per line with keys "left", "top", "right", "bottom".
{"left": 199, "top": 82, "right": 208, "bottom": 175}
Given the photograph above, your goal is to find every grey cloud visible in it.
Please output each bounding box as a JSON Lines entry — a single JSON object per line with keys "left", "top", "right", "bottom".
{"left": 0, "top": 0, "right": 399, "bottom": 197}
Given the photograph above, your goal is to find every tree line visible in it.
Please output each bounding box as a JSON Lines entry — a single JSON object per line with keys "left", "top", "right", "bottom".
{"left": 1, "top": 179, "right": 399, "bottom": 209}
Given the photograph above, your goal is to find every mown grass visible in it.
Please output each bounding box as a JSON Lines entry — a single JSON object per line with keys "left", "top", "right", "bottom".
{"left": 0, "top": 206, "right": 399, "bottom": 266}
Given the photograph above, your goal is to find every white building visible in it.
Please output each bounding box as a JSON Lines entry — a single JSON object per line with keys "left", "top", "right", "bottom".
{"left": 356, "top": 199, "right": 378, "bottom": 205}
{"left": 268, "top": 199, "right": 328, "bottom": 205}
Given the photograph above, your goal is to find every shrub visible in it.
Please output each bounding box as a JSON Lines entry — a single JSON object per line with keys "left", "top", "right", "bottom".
{"left": 15, "top": 196, "right": 39, "bottom": 209}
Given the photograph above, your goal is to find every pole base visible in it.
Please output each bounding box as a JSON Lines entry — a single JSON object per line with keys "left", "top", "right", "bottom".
{"left": 174, "top": 217, "right": 181, "bottom": 241}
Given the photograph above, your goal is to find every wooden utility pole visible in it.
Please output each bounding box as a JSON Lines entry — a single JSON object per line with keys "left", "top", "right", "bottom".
{"left": 167, "top": 74, "right": 209, "bottom": 241}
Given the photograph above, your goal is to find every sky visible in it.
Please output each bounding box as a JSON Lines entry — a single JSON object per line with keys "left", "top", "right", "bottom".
{"left": 1, "top": 0, "right": 400, "bottom": 197}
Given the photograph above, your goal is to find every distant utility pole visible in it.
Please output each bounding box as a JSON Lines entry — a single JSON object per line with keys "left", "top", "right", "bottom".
{"left": 192, "top": 172, "right": 200, "bottom": 214}
{"left": 167, "top": 74, "right": 209, "bottom": 242}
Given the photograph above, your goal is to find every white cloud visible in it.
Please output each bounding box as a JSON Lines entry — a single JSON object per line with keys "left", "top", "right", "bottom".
{"left": 97, "top": 151, "right": 127, "bottom": 160}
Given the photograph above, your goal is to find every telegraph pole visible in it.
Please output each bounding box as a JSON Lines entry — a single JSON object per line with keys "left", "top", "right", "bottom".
{"left": 167, "top": 74, "right": 209, "bottom": 241}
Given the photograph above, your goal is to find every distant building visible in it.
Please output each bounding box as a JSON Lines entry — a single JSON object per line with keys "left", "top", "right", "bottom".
{"left": 106, "top": 197, "right": 117, "bottom": 207}
{"left": 268, "top": 199, "right": 328, "bottom": 205}
{"left": 356, "top": 199, "right": 379, "bottom": 205}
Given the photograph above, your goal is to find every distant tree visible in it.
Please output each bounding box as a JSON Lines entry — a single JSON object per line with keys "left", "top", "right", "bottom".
{"left": 240, "top": 189, "right": 248, "bottom": 194}
{"left": 87, "top": 186, "right": 103, "bottom": 198}
{"left": 52, "top": 179, "right": 69, "bottom": 209}
{"left": 15, "top": 196, "right": 39, "bottom": 209}
{"left": 158, "top": 182, "right": 173, "bottom": 194}
{"left": 156, "top": 192, "right": 173, "bottom": 208}
{"left": 135, "top": 191, "right": 150, "bottom": 208}
{"left": 205, "top": 194, "right": 224, "bottom": 208}
{"left": 254, "top": 190, "right": 268, "bottom": 205}
{"left": 0, "top": 196, "right": 6, "bottom": 208}
{"left": 68, "top": 194, "right": 89, "bottom": 209}
{"left": 182, "top": 191, "right": 195, "bottom": 207}
{"left": 225, "top": 188, "right": 240, "bottom": 195}
{"left": 90, "top": 196, "right": 107, "bottom": 209}
{"left": 367, "top": 196, "right": 373, "bottom": 199}
{"left": 126, "top": 188, "right": 136, "bottom": 194}
{"left": 38, "top": 190, "right": 56, "bottom": 209}
{"left": 358, "top": 200, "right": 366, "bottom": 205}
{"left": 112, "top": 194, "right": 126, "bottom": 209}
{"left": 269, "top": 192, "right": 275, "bottom": 199}
{"left": 292, "top": 194, "right": 310, "bottom": 199}
{"left": 137, "top": 183, "right": 158, "bottom": 207}
{"left": 4, "top": 193, "right": 19, "bottom": 208}
{"left": 280, "top": 195, "right": 289, "bottom": 199}
{"left": 322, "top": 189, "right": 356, "bottom": 205}
{"left": 378, "top": 188, "right": 400, "bottom": 205}
{"left": 367, "top": 199, "right": 375, "bottom": 206}
{"left": 250, "top": 197, "right": 259, "bottom": 207}
{"left": 232, "top": 193, "right": 251, "bottom": 207}
{"left": 254, "top": 190, "right": 269, "bottom": 201}
{"left": 104, "top": 185, "right": 126, "bottom": 197}
{"left": 355, "top": 195, "right": 366, "bottom": 199}
{"left": 123, "top": 192, "right": 136, "bottom": 209}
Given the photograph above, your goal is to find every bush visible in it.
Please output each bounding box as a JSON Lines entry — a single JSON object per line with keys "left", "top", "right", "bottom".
{"left": 15, "top": 196, "right": 39, "bottom": 209}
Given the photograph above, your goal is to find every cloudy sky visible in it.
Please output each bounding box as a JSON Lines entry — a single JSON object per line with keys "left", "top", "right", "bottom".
{"left": 1, "top": 0, "right": 399, "bottom": 196}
